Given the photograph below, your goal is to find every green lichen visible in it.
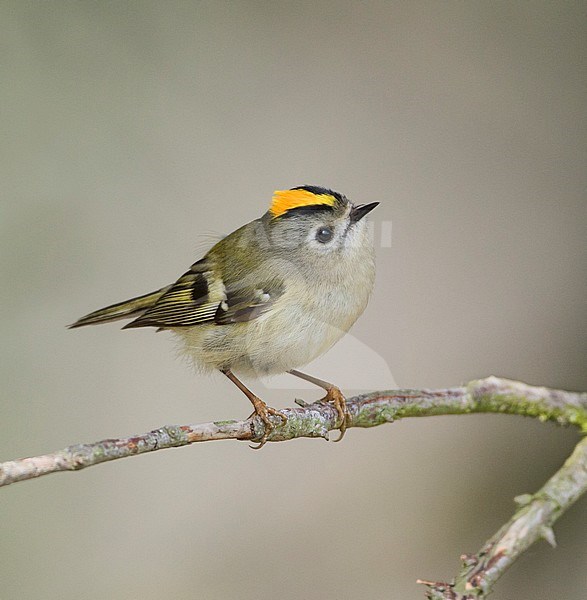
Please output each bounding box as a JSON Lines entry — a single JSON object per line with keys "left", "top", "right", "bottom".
{"left": 472, "top": 391, "right": 586, "bottom": 429}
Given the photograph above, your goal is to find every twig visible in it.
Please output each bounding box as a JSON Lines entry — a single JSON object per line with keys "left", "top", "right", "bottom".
{"left": 1, "top": 376, "right": 586, "bottom": 598}
{"left": 1, "top": 377, "right": 585, "bottom": 489}
{"left": 419, "top": 435, "right": 587, "bottom": 599}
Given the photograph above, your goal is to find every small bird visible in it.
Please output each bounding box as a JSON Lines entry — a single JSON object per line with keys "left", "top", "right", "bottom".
{"left": 70, "top": 186, "right": 378, "bottom": 447}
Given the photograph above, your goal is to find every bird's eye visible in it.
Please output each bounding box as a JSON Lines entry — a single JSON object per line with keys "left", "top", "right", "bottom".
{"left": 316, "top": 226, "right": 334, "bottom": 243}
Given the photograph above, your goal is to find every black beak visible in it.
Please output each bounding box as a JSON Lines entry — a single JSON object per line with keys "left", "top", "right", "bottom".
{"left": 350, "top": 202, "right": 379, "bottom": 223}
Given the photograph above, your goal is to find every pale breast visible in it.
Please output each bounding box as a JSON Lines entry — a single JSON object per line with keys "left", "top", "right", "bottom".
{"left": 176, "top": 222, "right": 376, "bottom": 378}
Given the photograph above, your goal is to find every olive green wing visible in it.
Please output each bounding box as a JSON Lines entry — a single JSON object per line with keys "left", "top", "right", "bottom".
{"left": 123, "top": 259, "right": 219, "bottom": 329}
{"left": 214, "top": 278, "right": 284, "bottom": 324}
{"left": 123, "top": 259, "right": 284, "bottom": 329}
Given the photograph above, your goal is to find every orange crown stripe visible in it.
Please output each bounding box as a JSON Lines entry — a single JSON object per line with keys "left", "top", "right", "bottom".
{"left": 270, "top": 189, "right": 336, "bottom": 218}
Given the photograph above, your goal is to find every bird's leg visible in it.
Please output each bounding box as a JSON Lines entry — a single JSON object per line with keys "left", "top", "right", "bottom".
{"left": 288, "top": 369, "right": 349, "bottom": 442}
{"left": 221, "top": 369, "right": 287, "bottom": 449}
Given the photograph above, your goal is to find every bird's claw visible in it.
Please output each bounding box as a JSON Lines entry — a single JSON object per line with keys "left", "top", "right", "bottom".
{"left": 319, "top": 386, "right": 350, "bottom": 442}
{"left": 249, "top": 402, "right": 287, "bottom": 450}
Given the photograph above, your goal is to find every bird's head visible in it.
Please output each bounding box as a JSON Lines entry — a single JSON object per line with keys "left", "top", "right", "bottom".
{"left": 263, "top": 185, "right": 378, "bottom": 261}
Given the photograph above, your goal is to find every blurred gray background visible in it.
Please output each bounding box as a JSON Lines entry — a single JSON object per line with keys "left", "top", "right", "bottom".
{"left": 1, "top": 2, "right": 586, "bottom": 599}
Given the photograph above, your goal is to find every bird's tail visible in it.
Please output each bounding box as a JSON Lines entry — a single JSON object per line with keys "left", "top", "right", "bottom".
{"left": 68, "top": 286, "right": 172, "bottom": 329}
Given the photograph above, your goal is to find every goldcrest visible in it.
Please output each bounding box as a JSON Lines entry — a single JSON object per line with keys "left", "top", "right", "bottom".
{"left": 70, "top": 186, "right": 378, "bottom": 447}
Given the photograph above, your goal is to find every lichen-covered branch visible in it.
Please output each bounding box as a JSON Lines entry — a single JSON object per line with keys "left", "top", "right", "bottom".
{"left": 1, "top": 378, "right": 586, "bottom": 599}
{"left": 1, "top": 377, "right": 585, "bottom": 490}
{"left": 419, "top": 435, "right": 587, "bottom": 599}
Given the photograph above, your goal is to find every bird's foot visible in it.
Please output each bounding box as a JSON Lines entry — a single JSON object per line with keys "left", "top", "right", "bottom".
{"left": 248, "top": 397, "right": 287, "bottom": 450}
{"left": 319, "top": 386, "right": 350, "bottom": 442}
